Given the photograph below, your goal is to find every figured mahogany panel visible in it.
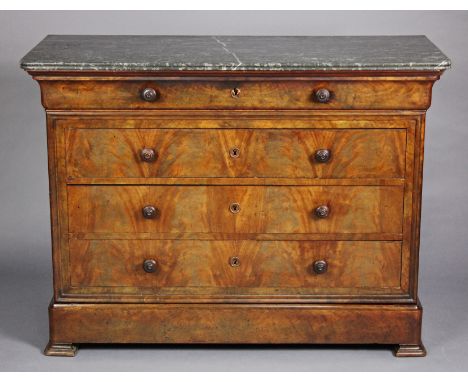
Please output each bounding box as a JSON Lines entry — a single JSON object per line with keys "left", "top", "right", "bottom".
{"left": 67, "top": 185, "right": 404, "bottom": 235}
{"left": 48, "top": 302, "right": 423, "bottom": 345}
{"left": 65, "top": 128, "right": 406, "bottom": 179}
{"left": 68, "top": 239, "right": 401, "bottom": 294}
{"left": 38, "top": 79, "right": 433, "bottom": 110}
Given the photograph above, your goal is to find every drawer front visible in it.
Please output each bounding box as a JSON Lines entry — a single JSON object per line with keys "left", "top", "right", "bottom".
{"left": 66, "top": 128, "right": 406, "bottom": 179}
{"left": 68, "top": 239, "right": 402, "bottom": 295}
{"left": 68, "top": 185, "right": 403, "bottom": 234}
{"left": 40, "top": 79, "right": 432, "bottom": 110}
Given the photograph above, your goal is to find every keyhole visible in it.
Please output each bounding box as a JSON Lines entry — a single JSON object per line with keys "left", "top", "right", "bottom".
{"left": 229, "top": 202, "right": 241, "bottom": 214}
{"left": 229, "top": 256, "right": 240, "bottom": 267}
{"left": 231, "top": 87, "right": 241, "bottom": 98}
{"left": 229, "top": 147, "right": 240, "bottom": 158}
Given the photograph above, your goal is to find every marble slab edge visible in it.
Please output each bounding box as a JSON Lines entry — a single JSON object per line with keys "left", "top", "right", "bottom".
{"left": 20, "top": 62, "right": 451, "bottom": 72}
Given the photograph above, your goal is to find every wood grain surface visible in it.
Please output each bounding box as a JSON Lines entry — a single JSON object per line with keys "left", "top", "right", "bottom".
{"left": 38, "top": 78, "right": 433, "bottom": 110}
{"left": 48, "top": 302, "right": 423, "bottom": 345}
{"left": 67, "top": 185, "right": 404, "bottom": 234}
{"left": 68, "top": 239, "right": 401, "bottom": 292}
{"left": 26, "top": 67, "right": 442, "bottom": 355}
{"left": 65, "top": 128, "right": 406, "bottom": 179}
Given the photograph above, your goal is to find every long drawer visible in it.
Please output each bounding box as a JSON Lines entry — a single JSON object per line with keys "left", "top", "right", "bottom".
{"left": 65, "top": 128, "right": 406, "bottom": 179}
{"left": 67, "top": 185, "right": 403, "bottom": 235}
{"left": 67, "top": 239, "right": 402, "bottom": 296}
{"left": 39, "top": 79, "right": 432, "bottom": 110}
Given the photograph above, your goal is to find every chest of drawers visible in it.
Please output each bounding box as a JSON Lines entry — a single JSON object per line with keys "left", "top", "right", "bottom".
{"left": 21, "top": 35, "right": 450, "bottom": 357}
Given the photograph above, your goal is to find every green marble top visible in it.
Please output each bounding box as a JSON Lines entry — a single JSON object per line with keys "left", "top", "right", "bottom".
{"left": 20, "top": 35, "right": 451, "bottom": 72}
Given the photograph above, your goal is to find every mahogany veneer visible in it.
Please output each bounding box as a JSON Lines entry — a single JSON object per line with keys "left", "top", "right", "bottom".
{"left": 21, "top": 35, "right": 450, "bottom": 357}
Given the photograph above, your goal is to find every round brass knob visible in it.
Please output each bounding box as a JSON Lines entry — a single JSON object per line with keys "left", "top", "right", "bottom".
{"left": 141, "top": 88, "right": 158, "bottom": 102}
{"left": 315, "top": 88, "right": 331, "bottom": 103}
{"left": 229, "top": 202, "right": 241, "bottom": 214}
{"left": 143, "top": 259, "right": 157, "bottom": 273}
{"left": 314, "top": 149, "right": 331, "bottom": 163}
{"left": 229, "top": 147, "right": 240, "bottom": 158}
{"left": 142, "top": 205, "right": 158, "bottom": 219}
{"left": 312, "top": 260, "right": 328, "bottom": 274}
{"left": 229, "top": 256, "right": 241, "bottom": 267}
{"left": 231, "top": 87, "right": 241, "bottom": 98}
{"left": 314, "top": 205, "right": 330, "bottom": 218}
{"left": 140, "top": 148, "right": 157, "bottom": 162}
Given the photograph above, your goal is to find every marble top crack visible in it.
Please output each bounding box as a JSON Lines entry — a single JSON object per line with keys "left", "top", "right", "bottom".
{"left": 20, "top": 35, "right": 451, "bottom": 72}
{"left": 211, "top": 36, "right": 243, "bottom": 69}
